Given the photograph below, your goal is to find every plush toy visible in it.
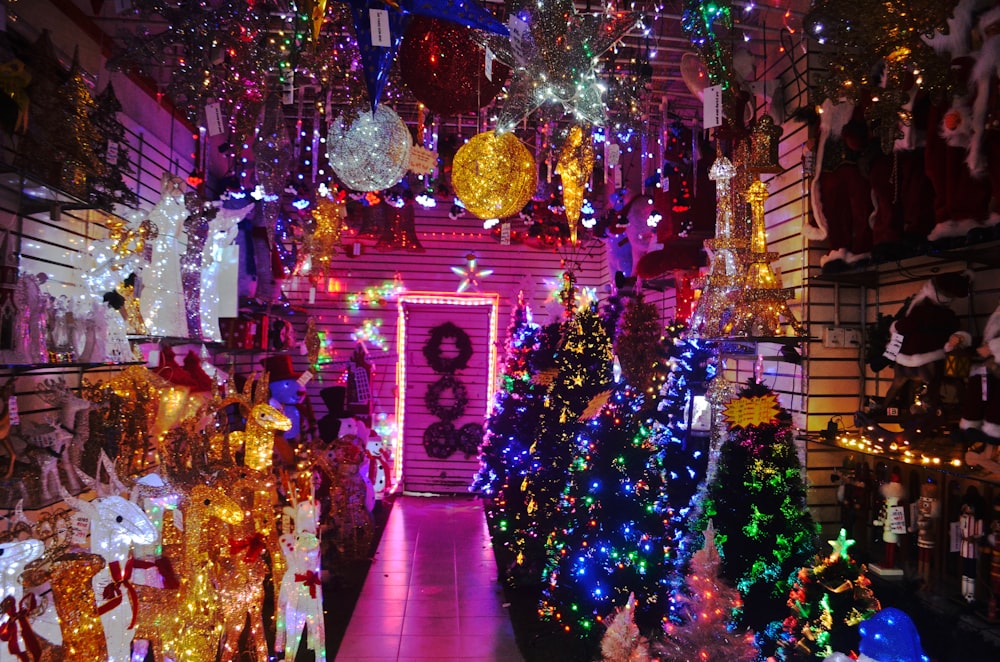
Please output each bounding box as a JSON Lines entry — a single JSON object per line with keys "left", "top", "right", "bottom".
{"left": 263, "top": 354, "right": 307, "bottom": 442}
{"left": 879, "top": 271, "right": 972, "bottom": 415}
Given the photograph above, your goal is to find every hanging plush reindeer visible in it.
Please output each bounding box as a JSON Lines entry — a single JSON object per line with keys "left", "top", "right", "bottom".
{"left": 57, "top": 452, "right": 158, "bottom": 662}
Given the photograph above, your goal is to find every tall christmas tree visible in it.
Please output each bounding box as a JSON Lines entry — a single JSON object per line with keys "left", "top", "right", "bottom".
{"left": 694, "top": 379, "right": 818, "bottom": 657}
{"left": 473, "top": 292, "right": 546, "bottom": 581}
{"left": 614, "top": 291, "right": 663, "bottom": 399}
{"left": 657, "top": 521, "right": 758, "bottom": 662}
{"left": 53, "top": 51, "right": 106, "bottom": 197}
{"left": 513, "top": 305, "right": 613, "bottom": 585}
{"left": 778, "top": 529, "right": 881, "bottom": 660}
{"left": 89, "top": 82, "right": 139, "bottom": 212}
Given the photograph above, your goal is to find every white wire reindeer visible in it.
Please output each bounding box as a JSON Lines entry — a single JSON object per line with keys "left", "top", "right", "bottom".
{"left": 275, "top": 489, "right": 326, "bottom": 662}
{"left": 0, "top": 537, "right": 45, "bottom": 662}
{"left": 58, "top": 452, "right": 158, "bottom": 662}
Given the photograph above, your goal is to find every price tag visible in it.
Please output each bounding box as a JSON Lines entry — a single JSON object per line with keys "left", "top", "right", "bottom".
{"left": 501, "top": 221, "right": 511, "bottom": 245}
{"left": 606, "top": 143, "right": 620, "bottom": 166}
{"left": 282, "top": 72, "right": 295, "bottom": 105}
{"left": 205, "top": 103, "right": 226, "bottom": 137}
{"left": 71, "top": 512, "right": 90, "bottom": 546}
{"left": 309, "top": 286, "right": 316, "bottom": 304}
{"left": 613, "top": 166, "right": 622, "bottom": 189}
{"left": 509, "top": 16, "right": 531, "bottom": 65}
{"left": 297, "top": 370, "right": 313, "bottom": 387}
{"left": 883, "top": 331, "right": 904, "bottom": 362}
{"left": 703, "top": 85, "right": 723, "bottom": 129}
{"left": 107, "top": 141, "right": 120, "bottom": 164}
{"left": 7, "top": 394, "right": 17, "bottom": 426}
{"left": 370, "top": 8, "right": 391, "bottom": 47}
{"left": 408, "top": 145, "right": 438, "bottom": 174}
{"left": 485, "top": 47, "right": 495, "bottom": 82}
{"left": 888, "top": 505, "right": 907, "bottom": 535}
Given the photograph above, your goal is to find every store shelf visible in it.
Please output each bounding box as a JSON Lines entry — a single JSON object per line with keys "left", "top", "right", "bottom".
{"left": 0, "top": 165, "right": 97, "bottom": 216}
{"left": 1, "top": 360, "right": 146, "bottom": 373}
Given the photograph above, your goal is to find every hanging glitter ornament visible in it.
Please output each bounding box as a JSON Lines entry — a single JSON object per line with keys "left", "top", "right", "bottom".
{"left": 304, "top": 195, "right": 346, "bottom": 280}
{"left": 327, "top": 106, "right": 412, "bottom": 192}
{"left": 689, "top": 155, "right": 749, "bottom": 338}
{"left": 748, "top": 114, "right": 783, "bottom": 174}
{"left": 724, "top": 177, "right": 804, "bottom": 337}
{"left": 399, "top": 16, "right": 509, "bottom": 115}
{"left": 555, "top": 124, "right": 595, "bottom": 245}
{"left": 452, "top": 131, "right": 537, "bottom": 220}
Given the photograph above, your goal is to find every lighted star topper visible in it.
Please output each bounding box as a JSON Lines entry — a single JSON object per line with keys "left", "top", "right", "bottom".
{"left": 827, "top": 528, "right": 856, "bottom": 562}
{"left": 496, "top": 1, "right": 641, "bottom": 131}
{"left": 451, "top": 253, "right": 494, "bottom": 293}
{"left": 336, "top": 0, "right": 508, "bottom": 111}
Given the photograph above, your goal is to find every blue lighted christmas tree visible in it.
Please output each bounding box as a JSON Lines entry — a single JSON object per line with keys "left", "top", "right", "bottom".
{"left": 694, "top": 379, "right": 819, "bottom": 657}
{"left": 473, "top": 292, "right": 546, "bottom": 582}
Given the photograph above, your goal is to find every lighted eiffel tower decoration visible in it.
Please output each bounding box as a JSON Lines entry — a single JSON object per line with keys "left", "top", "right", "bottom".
{"left": 689, "top": 155, "right": 748, "bottom": 337}
{"left": 724, "top": 176, "right": 804, "bottom": 337}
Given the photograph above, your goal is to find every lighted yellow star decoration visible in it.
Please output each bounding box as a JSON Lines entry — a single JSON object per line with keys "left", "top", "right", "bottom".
{"left": 723, "top": 392, "right": 780, "bottom": 429}
{"left": 451, "top": 253, "right": 494, "bottom": 293}
{"left": 827, "top": 528, "right": 855, "bottom": 562}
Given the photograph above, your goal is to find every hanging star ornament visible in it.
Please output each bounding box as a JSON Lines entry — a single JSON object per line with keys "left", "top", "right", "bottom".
{"left": 827, "top": 528, "right": 856, "bottom": 562}
{"left": 337, "top": 0, "right": 508, "bottom": 111}
{"left": 496, "top": 1, "right": 641, "bottom": 131}
{"left": 451, "top": 253, "right": 494, "bottom": 293}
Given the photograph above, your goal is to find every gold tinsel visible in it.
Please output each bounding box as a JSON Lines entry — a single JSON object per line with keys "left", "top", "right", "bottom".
{"left": 305, "top": 196, "right": 346, "bottom": 280}
{"left": 452, "top": 131, "right": 537, "bottom": 220}
{"left": 555, "top": 124, "right": 595, "bottom": 244}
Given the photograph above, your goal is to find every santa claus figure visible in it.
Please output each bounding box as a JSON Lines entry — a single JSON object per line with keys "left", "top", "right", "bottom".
{"left": 961, "top": 299, "right": 1000, "bottom": 473}
{"left": 878, "top": 271, "right": 972, "bottom": 415}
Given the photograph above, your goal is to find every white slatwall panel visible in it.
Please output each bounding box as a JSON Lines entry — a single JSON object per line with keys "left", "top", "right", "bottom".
{"left": 399, "top": 299, "right": 496, "bottom": 493}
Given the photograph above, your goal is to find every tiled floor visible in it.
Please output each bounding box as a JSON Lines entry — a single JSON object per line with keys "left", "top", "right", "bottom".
{"left": 335, "top": 495, "right": 523, "bottom": 661}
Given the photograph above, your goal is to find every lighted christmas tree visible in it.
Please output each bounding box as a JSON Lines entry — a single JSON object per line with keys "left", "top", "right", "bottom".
{"left": 657, "top": 521, "right": 758, "bottom": 662}
{"left": 693, "top": 379, "right": 818, "bottom": 657}
{"left": 538, "top": 380, "right": 672, "bottom": 648}
{"left": 513, "top": 306, "right": 613, "bottom": 585}
{"left": 473, "top": 292, "right": 546, "bottom": 581}
{"left": 778, "top": 529, "right": 881, "bottom": 660}
{"left": 614, "top": 291, "right": 663, "bottom": 399}
{"left": 599, "top": 593, "right": 652, "bottom": 662}
{"left": 89, "top": 82, "right": 139, "bottom": 212}
{"left": 53, "top": 51, "right": 106, "bottom": 197}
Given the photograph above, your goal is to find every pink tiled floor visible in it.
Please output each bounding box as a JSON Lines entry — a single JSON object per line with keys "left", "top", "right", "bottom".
{"left": 335, "top": 495, "right": 523, "bottom": 661}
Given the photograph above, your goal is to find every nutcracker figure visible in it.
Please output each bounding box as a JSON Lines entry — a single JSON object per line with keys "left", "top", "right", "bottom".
{"left": 873, "top": 470, "right": 907, "bottom": 571}
{"left": 915, "top": 478, "right": 941, "bottom": 589}
{"left": 959, "top": 488, "right": 985, "bottom": 603}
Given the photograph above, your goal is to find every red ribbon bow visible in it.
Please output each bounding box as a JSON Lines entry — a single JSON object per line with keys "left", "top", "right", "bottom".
{"left": 0, "top": 593, "right": 42, "bottom": 662}
{"left": 230, "top": 533, "right": 267, "bottom": 563}
{"left": 97, "top": 556, "right": 140, "bottom": 629}
{"left": 294, "top": 570, "right": 321, "bottom": 599}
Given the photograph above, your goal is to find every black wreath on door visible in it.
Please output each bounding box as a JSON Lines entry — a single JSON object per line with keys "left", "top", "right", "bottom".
{"left": 421, "top": 322, "right": 474, "bottom": 459}
{"left": 421, "top": 321, "right": 473, "bottom": 374}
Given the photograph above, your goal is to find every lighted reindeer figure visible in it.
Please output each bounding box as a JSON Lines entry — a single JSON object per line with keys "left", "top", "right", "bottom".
{"left": 36, "top": 377, "right": 92, "bottom": 494}
{"left": 0, "top": 538, "right": 44, "bottom": 662}
{"left": 57, "top": 452, "right": 158, "bottom": 662}
{"left": 219, "top": 371, "right": 292, "bottom": 473}
{"left": 131, "top": 482, "right": 244, "bottom": 662}
{"left": 275, "top": 490, "right": 326, "bottom": 662}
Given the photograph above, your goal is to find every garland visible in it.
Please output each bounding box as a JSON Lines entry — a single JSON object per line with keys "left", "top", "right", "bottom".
{"left": 423, "top": 421, "right": 456, "bottom": 459}
{"left": 424, "top": 375, "right": 468, "bottom": 422}
{"left": 422, "top": 322, "right": 473, "bottom": 374}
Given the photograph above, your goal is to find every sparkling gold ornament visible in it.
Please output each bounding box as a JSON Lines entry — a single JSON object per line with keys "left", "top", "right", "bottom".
{"left": 749, "top": 114, "right": 783, "bottom": 174}
{"left": 724, "top": 177, "right": 804, "bottom": 337}
{"left": 555, "top": 125, "right": 595, "bottom": 244}
{"left": 452, "top": 131, "right": 537, "bottom": 220}
{"left": 304, "top": 195, "right": 346, "bottom": 280}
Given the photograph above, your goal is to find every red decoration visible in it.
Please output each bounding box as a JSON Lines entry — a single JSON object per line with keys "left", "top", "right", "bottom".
{"left": 399, "top": 17, "right": 510, "bottom": 115}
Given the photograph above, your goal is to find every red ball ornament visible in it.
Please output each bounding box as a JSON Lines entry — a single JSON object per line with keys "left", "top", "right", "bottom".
{"left": 399, "top": 16, "right": 509, "bottom": 116}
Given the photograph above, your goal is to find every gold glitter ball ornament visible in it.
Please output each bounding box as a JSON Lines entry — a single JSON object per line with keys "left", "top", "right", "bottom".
{"left": 452, "top": 131, "right": 537, "bottom": 220}
{"left": 326, "top": 106, "right": 412, "bottom": 192}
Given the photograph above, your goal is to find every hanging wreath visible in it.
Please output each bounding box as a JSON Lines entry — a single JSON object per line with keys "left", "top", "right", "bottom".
{"left": 424, "top": 375, "right": 468, "bottom": 422}
{"left": 457, "top": 422, "right": 485, "bottom": 458}
{"left": 422, "top": 321, "right": 474, "bottom": 373}
{"left": 423, "top": 421, "right": 456, "bottom": 459}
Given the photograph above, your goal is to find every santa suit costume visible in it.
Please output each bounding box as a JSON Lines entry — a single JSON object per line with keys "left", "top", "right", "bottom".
{"left": 962, "top": 303, "right": 1000, "bottom": 473}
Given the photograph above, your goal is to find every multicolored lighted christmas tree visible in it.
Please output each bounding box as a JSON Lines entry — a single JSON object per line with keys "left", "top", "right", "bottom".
{"left": 538, "top": 380, "right": 671, "bottom": 648}
{"left": 614, "top": 292, "right": 664, "bottom": 398}
{"left": 693, "top": 379, "right": 818, "bottom": 657}
{"left": 778, "top": 529, "right": 881, "bottom": 660}
{"left": 473, "top": 292, "right": 546, "bottom": 583}
{"left": 657, "top": 521, "right": 758, "bottom": 662}
{"left": 514, "top": 306, "right": 613, "bottom": 585}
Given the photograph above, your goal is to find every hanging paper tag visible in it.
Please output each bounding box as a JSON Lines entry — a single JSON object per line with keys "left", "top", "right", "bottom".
{"left": 888, "top": 505, "right": 907, "bottom": 535}
{"left": 71, "top": 512, "right": 90, "bottom": 546}
{"left": 297, "top": 370, "right": 313, "bottom": 387}
{"left": 703, "top": 85, "right": 723, "bottom": 129}
{"left": 501, "top": 221, "right": 511, "bottom": 246}
{"left": 370, "top": 9, "right": 391, "bottom": 47}
{"left": 309, "top": 286, "right": 316, "bottom": 304}
{"left": 883, "top": 331, "right": 903, "bottom": 362}
{"left": 949, "top": 520, "right": 962, "bottom": 553}
{"left": 613, "top": 166, "right": 622, "bottom": 188}
{"left": 107, "top": 141, "right": 120, "bottom": 163}
{"left": 509, "top": 16, "right": 531, "bottom": 65}
{"left": 7, "top": 395, "right": 18, "bottom": 426}
{"left": 351, "top": 242, "right": 362, "bottom": 257}
{"left": 409, "top": 145, "right": 438, "bottom": 174}
{"left": 282, "top": 72, "right": 295, "bottom": 105}
{"left": 606, "top": 143, "right": 620, "bottom": 166}
{"left": 485, "top": 47, "right": 495, "bottom": 82}
{"left": 205, "top": 103, "right": 226, "bottom": 137}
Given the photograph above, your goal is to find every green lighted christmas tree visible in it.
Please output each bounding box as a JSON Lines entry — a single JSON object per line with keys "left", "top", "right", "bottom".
{"left": 614, "top": 291, "right": 663, "bottom": 399}
{"left": 693, "top": 379, "right": 818, "bottom": 657}
{"left": 513, "top": 305, "right": 613, "bottom": 585}
{"left": 473, "top": 292, "right": 546, "bottom": 582}
{"left": 53, "top": 51, "right": 106, "bottom": 197}
{"left": 778, "top": 529, "right": 881, "bottom": 660}
{"left": 657, "top": 521, "right": 758, "bottom": 662}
